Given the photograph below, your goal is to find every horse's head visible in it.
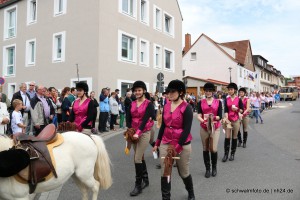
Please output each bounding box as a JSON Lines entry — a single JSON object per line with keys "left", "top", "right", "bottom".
{"left": 0, "top": 135, "right": 13, "bottom": 152}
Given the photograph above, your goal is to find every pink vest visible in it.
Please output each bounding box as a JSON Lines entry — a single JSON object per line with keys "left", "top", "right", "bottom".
{"left": 242, "top": 97, "right": 249, "bottom": 117}
{"left": 131, "top": 99, "right": 154, "bottom": 133}
{"left": 226, "top": 96, "right": 239, "bottom": 122}
{"left": 200, "top": 99, "right": 221, "bottom": 130}
{"left": 73, "top": 98, "right": 92, "bottom": 130}
{"left": 162, "top": 101, "right": 192, "bottom": 145}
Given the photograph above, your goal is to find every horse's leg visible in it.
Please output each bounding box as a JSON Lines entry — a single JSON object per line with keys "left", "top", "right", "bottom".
{"left": 72, "top": 175, "right": 89, "bottom": 200}
{"left": 74, "top": 173, "right": 100, "bottom": 200}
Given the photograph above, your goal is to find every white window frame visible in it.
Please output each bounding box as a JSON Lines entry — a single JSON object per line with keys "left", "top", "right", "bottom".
{"left": 163, "top": 11, "right": 174, "bottom": 37}
{"left": 153, "top": 5, "right": 162, "bottom": 31}
{"left": 54, "top": 0, "right": 67, "bottom": 16}
{"left": 139, "top": 0, "right": 149, "bottom": 25}
{"left": 3, "top": 5, "right": 17, "bottom": 40}
{"left": 153, "top": 43, "right": 162, "bottom": 69}
{"left": 7, "top": 82, "right": 17, "bottom": 100}
{"left": 118, "top": 30, "right": 137, "bottom": 64}
{"left": 139, "top": 38, "right": 149, "bottom": 67}
{"left": 70, "top": 77, "right": 93, "bottom": 92}
{"left": 52, "top": 31, "right": 66, "bottom": 63}
{"left": 25, "top": 38, "right": 36, "bottom": 66}
{"left": 2, "top": 44, "right": 16, "bottom": 77}
{"left": 119, "top": 0, "right": 137, "bottom": 19}
{"left": 27, "top": 0, "right": 37, "bottom": 25}
{"left": 117, "top": 79, "right": 149, "bottom": 94}
{"left": 163, "top": 47, "right": 174, "bottom": 72}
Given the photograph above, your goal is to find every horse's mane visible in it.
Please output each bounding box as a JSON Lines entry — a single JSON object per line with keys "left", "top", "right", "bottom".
{"left": 0, "top": 134, "right": 13, "bottom": 151}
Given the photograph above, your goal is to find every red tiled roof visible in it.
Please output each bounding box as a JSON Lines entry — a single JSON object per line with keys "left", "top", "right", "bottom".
{"left": 220, "top": 40, "right": 249, "bottom": 65}
{"left": 0, "top": 0, "right": 20, "bottom": 8}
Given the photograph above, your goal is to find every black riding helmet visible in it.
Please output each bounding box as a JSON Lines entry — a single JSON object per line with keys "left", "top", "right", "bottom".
{"left": 76, "top": 81, "right": 89, "bottom": 95}
{"left": 203, "top": 82, "right": 215, "bottom": 91}
{"left": 238, "top": 87, "right": 247, "bottom": 94}
{"left": 131, "top": 80, "right": 147, "bottom": 92}
{"left": 227, "top": 82, "right": 238, "bottom": 91}
{"left": 166, "top": 80, "right": 186, "bottom": 99}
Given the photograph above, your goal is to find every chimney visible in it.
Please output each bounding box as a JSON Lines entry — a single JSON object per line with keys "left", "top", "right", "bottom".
{"left": 183, "top": 33, "right": 191, "bottom": 55}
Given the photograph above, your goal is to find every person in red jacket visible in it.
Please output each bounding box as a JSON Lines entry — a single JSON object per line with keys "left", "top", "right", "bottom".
{"left": 197, "top": 82, "right": 222, "bottom": 178}
{"left": 153, "top": 80, "right": 195, "bottom": 200}
{"left": 126, "top": 81, "right": 155, "bottom": 197}
{"left": 222, "top": 83, "right": 244, "bottom": 162}
{"left": 237, "top": 88, "right": 251, "bottom": 148}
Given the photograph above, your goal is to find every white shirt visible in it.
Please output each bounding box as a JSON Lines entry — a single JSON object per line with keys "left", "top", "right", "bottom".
{"left": 11, "top": 110, "right": 23, "bottom": 134}
{"left": 253, "top": 97, "right": 261, "bottom": 107}
{"left": 0, "top": 102, "right": 10, "bottom": 134}
{"left": 20, "top": 91, "right": 31, "bottom": 112}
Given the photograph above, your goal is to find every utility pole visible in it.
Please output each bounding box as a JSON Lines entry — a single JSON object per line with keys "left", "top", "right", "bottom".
{"left": 76, "top": 63, "right": 79, "bottom": 82}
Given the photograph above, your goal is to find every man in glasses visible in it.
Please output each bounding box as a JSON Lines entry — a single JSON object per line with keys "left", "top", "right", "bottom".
{"left": 27, "top": 82, "right": 36, "bottom": 100}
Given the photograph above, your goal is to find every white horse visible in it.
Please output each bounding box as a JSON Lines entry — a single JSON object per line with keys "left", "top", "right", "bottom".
{"left": 0, "top": 132, "right": 112, "bottom": 200}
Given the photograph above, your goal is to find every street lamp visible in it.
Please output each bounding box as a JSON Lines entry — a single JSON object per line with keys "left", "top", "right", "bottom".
{"left": 228, "top": 67, "right": 232, "bottom": 83}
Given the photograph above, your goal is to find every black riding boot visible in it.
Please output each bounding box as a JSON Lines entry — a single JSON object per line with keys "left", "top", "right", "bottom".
{"left": 182, "top": 175, "right": 195, "bottom": 200}
{"left": 229, "top": 138, "right": 237, "bottom": 161}
{"left": 222, "top": 138, "right": 230, "bottom": 162}
{"left": 211, "top": 152, "right": 218, "bottom": 177}
{"left": 141, "top": 160, "right": 149, "bottom": 189}
{"left": 237, "top": 130, "right": 242, "bottom": 147}
{"left": 130, "top": 163, "right": 143, "bottom": 196}
{"left": 203, "top": 151, "right": 210, "bottom": 178}
{"left": 161, "top": 177, "right": 171, "bottom": 200}
{"left": 243, "top": 132, "right": 248, "bottom": 148}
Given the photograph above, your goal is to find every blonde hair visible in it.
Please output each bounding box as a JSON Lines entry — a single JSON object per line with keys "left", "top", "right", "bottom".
{"left": 12, "top": 99, "right": 23, "bottom": 108}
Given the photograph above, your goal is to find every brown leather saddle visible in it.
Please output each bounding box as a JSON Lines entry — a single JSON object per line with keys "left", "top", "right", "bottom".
{"left": 14, "top": 124, "right": 58, "bottom": 194}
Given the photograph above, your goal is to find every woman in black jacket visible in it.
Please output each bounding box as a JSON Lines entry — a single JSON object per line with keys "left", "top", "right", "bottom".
{"left": 90, "top": 91, "right": 99, "bottom": 133}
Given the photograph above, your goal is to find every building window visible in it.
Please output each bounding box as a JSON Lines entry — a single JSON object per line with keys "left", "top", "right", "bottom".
{"left": 153, "top": 5, "right": 162, "bottom": 30}
{"left": 120, "top": 0, "right": 137, "bottom": 18}
{"left": 4, "top": 6, "right": 17, "bottom": 39}
{"left": 191, "top": 52, "right": 196, "bottom": 60}
{"left": 3, "top": 44, "right": 16, "bottom": 77}
{"left": 118, "top": 30, "right": 137, "bottom": 63}
{"left": 164, "top": 48, "right": 174, "bottom": 71}
{"left": 261, "top": 71, "right": 263, "bottom": 79}
{"left": 27, "top": 0, "right": 37, "bottom": 25}
{"left": 140, "top": 39, "right": 149, "bottom": 66}
{"left": 52, "top": 31, "right": 66, "bottom": 62}
{"left": 26, "top": 39, "right": 36, "bottom": 66}
{"left": 8, "top": 83, "right": 16, "bottom": 100}
{"left": 140, "top": 0, "right": 149, "bottom": 24}
{"left": 153, "top": 44, "right": 162, "bottom": 69}
{"left": 54, "top": 0, "right": 67, "bottom": 16}
{"left": 264, "top": 72, "right": 266, "bottom": 80}
{"left": 122, "top": 35, "right": 134, "bottom": 60}
{"left": 164, "top": 12, "right": 174, "bottom": 36}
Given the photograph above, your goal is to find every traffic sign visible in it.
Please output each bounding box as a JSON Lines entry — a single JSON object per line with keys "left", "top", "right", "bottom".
{"left": 0, "top": 77, "right": 5, "bottom": 85}
{"left": 157, "top": 72, "right": 164, "bottom": 81}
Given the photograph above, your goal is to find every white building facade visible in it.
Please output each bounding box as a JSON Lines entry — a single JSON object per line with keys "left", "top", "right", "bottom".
{"left": 0, "top": 0, "right": 183, "bottom": 98}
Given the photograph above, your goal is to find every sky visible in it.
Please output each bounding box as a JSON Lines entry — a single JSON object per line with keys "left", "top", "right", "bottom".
{"left": 177, "top": 0, "right": 300, "bottom": 77}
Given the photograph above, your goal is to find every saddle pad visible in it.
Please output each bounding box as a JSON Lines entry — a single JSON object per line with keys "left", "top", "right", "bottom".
{"left": 14, "top": 133, "right": 64, "bottom": 184}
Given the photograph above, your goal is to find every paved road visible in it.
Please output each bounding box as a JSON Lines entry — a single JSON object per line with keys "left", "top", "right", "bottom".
{"left": 38, "top": 100, "right": 300, "bottom": 200}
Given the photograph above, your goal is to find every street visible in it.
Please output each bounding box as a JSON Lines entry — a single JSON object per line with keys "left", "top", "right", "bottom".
{"left": 38, "top": 100, "right": 300, "bottom": 200}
